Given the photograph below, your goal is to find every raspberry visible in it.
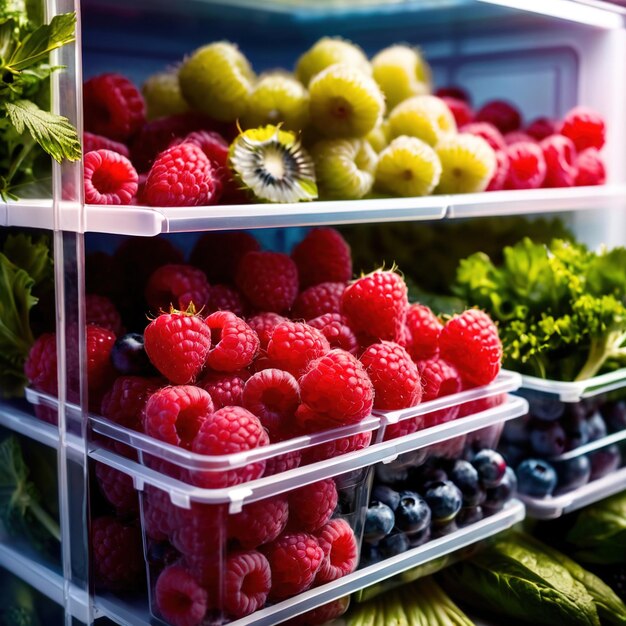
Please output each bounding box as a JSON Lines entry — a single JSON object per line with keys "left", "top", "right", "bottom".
{"left": 360, "top": 341, "right": 421, "bottom": 410}
{"left": 84, "top": 150, "right": 138, "bottom": 205}
{"left": 504, "top": 142, "right": 546, "bottom": 189}
{"left": 302, "top": 432, "right": 371, "bottom": 464}
{"left": 439, "top": 309, "right": 502, "bottom": 387}
{"left": 242, "top": 369, "right": 300, "bottom": 440}
{"left": 405, "top": 303, "right": 442, "bottom": 361}
{"left": 504, "top": 131, "right": 535, "bottom": 145}
{"left": 230, "top": 495, "right": 289, "bottom": 549}
{"left": 199, "top": 370, "right": 249, "bottom": 409}
{"left": 91, "top": 516, "right": 144, "bottom": 590}
{"left": 291, "top": 282, "right": 346, "bottom": 320}
{"left": 155, "top": 565, "right": 208, "bottom": 626}
{"left": 261, "top": 532, "right": 324, "bottom": 600}
{"left": 142, "top": 385, "right": 214, "bottom": 449}
{"left": 460, "top": 122, "right": 505, "bottom": 151}
{"left": 208, "top": 284, "right": 245, "bottom": 316}
{"left": 191, "top": 406, "right": 269, "bottom": 488}
{"left": 114, "top": 237, "right": 183, "bottom": 287}
{"left": 382, "top": 416, "right": 424, "bottom": 441}
{"left": 308, "top": 313, "right": 358, "bottom": 354}
{"left": 144, "top": 143, "right": 218, "bottom": 207}
{"left": 288, "top": 479, "right": 338, "bottom": 532}
{"left": 315, "top": 519, "right": 358, "bottom": 584}
{"left": 87, "top": 325, "right": 117, "bottom": 395}
{"left": 95, "top": 462, "right": 138, "bottom": 515}
{"left": 541, "top": 134, "right": 578, "bottom": 188}
{"left": 101, "top": 376, "right": 160, "bottom": 430}
{"left": 341, "top": 270, "right": 408, "bottom": 342}
{"left": 435, "top": 86, "right": 471, "bottom": 103}
{"left": 176, "top": 130, "right": 229, "bottom": 169}
{"left": 297, "top": 350, "right": 374, "bottom": 430}
{"left": 171, "top": 502, "right": 226, "bottom": 556}
{"left": 457, "top": 391, "right": 506, "bottom": 418}
{"left": 246, "top": 312, "right": 288, "bottom": 350}
{"left": 263, "top": 450, "right": 302, "bottom": 476}
{"left": 441, "top": 97, "right": 473, "bottom": 127}
{"left": 486, "top": 150, "right": 510, "bottom": 191}
{"left": 526, "top": 117, "right": 557, "bottom": 141}
{"left": 84, "top": 73, "right": 145, "bottom": 141}
{"left": 284, "top": 598, "right": 350, "bottom": 626}
{"left": 224, "top": 550, "right": 272, "bottom": 619}
{"left": 418, "top": 358, "right": 462, "bottom": 427}
{"left": 145, "top": 264, "right": 211, "bottom": 314}
{"left": 25, "top": 333, "right": 57, "bottom": 394}
{"left": 236, "top": 252, "right": 299, "bottom": 313}
{"left": 291, "top": 228, "right": 352, "bottom": 288}
{"left": 144, "top": 486, "right": 178, "bottom": 541}
{"left": 86, "top": 294, "right": 123, "bottom": 335}
{"left": 205, "top": 311, "right": 259, "bottom": 372}
{"left": 475, "top": 100, "right": 521, "bottom": 134}
{"left": 144, "top": 308, "right": 212, "bottom": 384}
{"left": 560, "top": 106, "right": 606, "bottom": 151}
{"left": 575, "top": 148, "right": 606, "bottom": 186}
{"left": 84, "top": 132, "right": 130, "bottom": 157}
{"left": 267, "top": 321, "right": 330, "bottom": 378}
{"left": 190, "top": 231, "right": 260, "bottom": 284}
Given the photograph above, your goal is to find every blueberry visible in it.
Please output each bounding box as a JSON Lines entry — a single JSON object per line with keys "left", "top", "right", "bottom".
{"left": 502, "top": 417, "right": 530, "bottom": 445}
{"left": 587, "top": 411, "right": 608, "bottom": 442}
{"left": 431, "top": 519, "right": 458, "bottom": 538}
{"left": 518, "top": 389, "right": 564, "bottom": 421}
{"left": 450, "top": 460, "right": 484, "bottom": 507}
{"left": 411, "top": 463, "right": 448, "bottom": 493}
{"left": 471, "top": 449, "right": 507, "bottom": 488}
{"left": 371, "top": 485, "right": 401, "bottom": 511}
{"left": 379, "top": 532, "right": 410, "bottom": 557}
{"left": 516, "top": 458, "right": 557, "bottom": 497}
{"left": 408, "top": 527, "right": 431, "bottom": 548}
{"left": 562, "top": 411, "right": 590, "bottom": 450}
{"left": 555, "top": 456, "right": 591, "bottom": 493}
{"left": 110, "top": 333, "right": 153, "bottom": 375}
{"left": 498, "top": 442, "right": 528, "bottom": 469}
{"left": 484, "top": 467, "right": 517, "bottom": 512}
{"left": 529, "top": 422, "right": 567, "bottom": 457}
{"left": 590, "top": 445, "right": 621, "bottom": 480}
{"left": 424, "top": 480, "right": 463, "bottom": 523}
{"left": 375, "top": 462, "right": 409, "bottom": 486}
{"left": 602, "top": 401, "right": 626, "bottom": 433}
{"left": 456, "top": 506, "right": 484, "bottom": 527}
{"left": 395, "top": 491, "right": 431, "bottom": 535}
{"left": 360, "top": 544, "right": 383, "bottom": 567}
{"left": 363, "top": 501, "right": 395, "bottom": 544}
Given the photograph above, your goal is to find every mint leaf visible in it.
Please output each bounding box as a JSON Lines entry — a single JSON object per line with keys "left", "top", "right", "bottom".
{"left": 3, "top": 234, "right": 52, "bottom": 287}
{"left": 5, "top": 99, "right": 80, "bottom": 162}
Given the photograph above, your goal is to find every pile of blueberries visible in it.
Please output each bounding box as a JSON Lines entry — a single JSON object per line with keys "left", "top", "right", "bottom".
{"left": 360, "top": 448, "right": 516, "bottom": 565}
{"left": 501, "top": 393, "right": 626, "bottom": 498}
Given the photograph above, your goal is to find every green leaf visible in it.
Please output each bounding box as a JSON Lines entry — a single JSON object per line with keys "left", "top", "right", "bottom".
{"left": 5, "top": 99, "right": 80, "bottom": 162}
{"left": 7, "top": 12, "right": 75, "bottom": 71}
{"left": 0, "top": 18, "right": 17, "bottom": 61}
{"left": 3, "top": 234, "right": 52, "bottom": 287}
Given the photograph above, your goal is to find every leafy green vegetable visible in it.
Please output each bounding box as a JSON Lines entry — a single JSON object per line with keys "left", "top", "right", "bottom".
{"left": 0, "top": 573, "right": 41, "bottom": 626}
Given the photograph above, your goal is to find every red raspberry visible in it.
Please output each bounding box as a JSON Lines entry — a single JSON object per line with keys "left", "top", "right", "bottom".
{"left": 199, "top": 370, "right": 249, "bottom": 409}
{"left": 302, "top": 432, "right": 371, "bottom": 464}
{"left": 86, "top": 294, "right": 123, "bottom": 335}
{"left": 435, "top": 86, "right": 471, "bottom": 103}
{"left": 341, "top": 270, "right": 408, "bottom": 342}
{"left": 575, "top": 148, "right": 606, "bottom": 186}
{"left": 84, "top": 73, "right": 145, "bottom": 141}
{"left": 224, "top": 550, "right": 272, "bottom": 619}
{"left": 84, "top": 132, "right": 130, "bottom": 157}
{"left": 418, "top": 358, "right": 462, "bottom": 427}
{"left": 360, "top": 341, "right": 421, "bottom": 410}
{"left": 291, "top": 282, "right": 346, "bottom": 320}
{"left": 486, "top": 150, "right": 510, "bottom": 191}
{"left": 460, "top": 122, "right": 505, "bottom": 151}
{"left": 292, "top": 228, "right": 352, "bottom": 288}
{"left": 175, "top": 130, "right": 229, "bottom": 169}
{"left": 25, "top": 333, "right": 57, "bottom": 394}
{"left": 172, "top": 502, "right": 226, "bottom": 556}
{"left": 439, "top": 310, "right": 502, "bottom": 387}
{"left": 144, "top": 143, "right": 218, "bottom": 207}
{"left": 457, "top": 391, "right": 506, "bottom": 418}
{"left": 205, "top": 311, "right": 259, "bottom": 372}
{"left": 504, "top": 142, "right": 546, "bottom": 189}
{"left": 441, "top": 97, "right": 473, "bottom": 127}
{"left": 144, "top": 486, "right": 178, "bottom": 541}
{"left": 95, "top": 462, "right": 138, "bottom": 515}
{"left": 184, "top": 552, "right": 220, "bottom": 593}
{"left": 230, "top": 495, "right": 289, "bottom": 549}
{"left": 267, "top": 321, "right": 330, "bottom": 378}
{"left": 114, "top": 237, "right": 183, "bottom": 288}
{"left": 190, "top": 231, "right": 260, "bottom": 284}
{"left": 475, "top": 100, "right": 521, "bottom": 134}
{"left": 34, "top": 405, "right": 58, "bottom": 425}
{"left": 526, "top": 117, "right": 557, "bottom": 141}
{"left": 288, "top": 479, "right": 338, "bottom": 532}
{"left": 208, "top": 284, "right": 245, "bottom": 316}
{"left": 91, "top": 516, "right": 144, "bottom": 590}
{"left": 382, "top": 416, "right": 424, "bottom": 441}
{"left": 191, "top": 406, "right": 269, "bottom": 488}
{"left": 308, "top": 313, "right": 358, "bottom": 355}
{"left": 560, "top": 106, "right": 606, "bottom": 151}
{"left": 145, "top": 264, "right": 211, "bottom": 313}
{"left": 263, "top": 450, "right": 302, "bottom": 476}
{"left": 236, "top": 252, "right": 299, "bottom": 313}
{"left": 297, "top": 350, "right": 374, "bottom": 430}
{"left": 142, "top": 385, "right": 214, "bottom": 449}
{"left": 541, "top": 134, "right": 578, "bottom": 188}
{"left": 405, "top": 303, "right": 442, "bottom": 361}
{"left": 242, "top": 369, "right": 300, "bottom": 440}
{"left": 284, "top": 598, "right": 350, "bottom": 626}
{"left": 84, "top": 150, "right": 138, "bottom": 205}
{"left": 504, "top": 131, "right": 535, "bottom": 145}
{"left": 261, "top": 532, "right": 324, "bottom": 600}
{"left": 101, "top": 375, "right": 160, "bottom": 430}
{"left": 155, "top": 565, "right": 208, "bottom": 626}
{"left": 246, "top": 312, "right": 288, "bottom": 350}
{"left": 144, "top": 308, "right": 212, "bottom": 384}
{"left": 87, "top": 325, "right": 117, "bottom": 395}
{"left": 315, "top": 519, "right": 358, "bottom": 584}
